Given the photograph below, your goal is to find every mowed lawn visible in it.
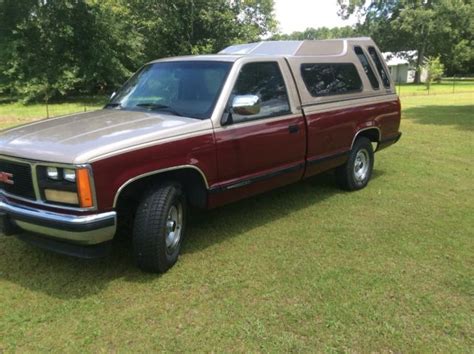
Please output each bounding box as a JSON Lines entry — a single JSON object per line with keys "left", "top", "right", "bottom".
{"left": 397, "top": 79, "right": 474, "bottom": 96}
{"left": 0, "top": 97, "right": 107, "bottom": 130}
{"left": 0, "top": 93, "right": 473, "bottom": 352}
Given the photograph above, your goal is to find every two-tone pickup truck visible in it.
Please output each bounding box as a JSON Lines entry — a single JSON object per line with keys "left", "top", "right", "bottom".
{"left": 0, "top": 38, "right": 401, "bottom": 273}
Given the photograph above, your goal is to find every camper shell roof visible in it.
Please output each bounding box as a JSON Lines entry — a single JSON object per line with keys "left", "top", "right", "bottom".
{"left": 218, "top": 38, "right": 376, "bottom": 57}
{"left": 150, "top": 38, "right": 379, "bottom": 64}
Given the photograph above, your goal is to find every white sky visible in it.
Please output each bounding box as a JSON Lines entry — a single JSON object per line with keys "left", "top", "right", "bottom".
{"left": 274, "top": 0, "right": 359, "bottom": 34}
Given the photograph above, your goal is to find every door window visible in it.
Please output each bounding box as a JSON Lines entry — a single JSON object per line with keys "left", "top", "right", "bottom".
{"left": 230, "top": 62, "right": 291, "bottom": 123}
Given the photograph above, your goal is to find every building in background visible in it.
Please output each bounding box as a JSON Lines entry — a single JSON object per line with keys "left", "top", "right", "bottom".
{"left": 383, "top": 51, "right": 427, "bottom": 83}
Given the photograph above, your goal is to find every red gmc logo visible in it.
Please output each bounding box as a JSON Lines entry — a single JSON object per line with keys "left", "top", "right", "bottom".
{"left": 0, "top": 172, "right": 14, "bottom": 185}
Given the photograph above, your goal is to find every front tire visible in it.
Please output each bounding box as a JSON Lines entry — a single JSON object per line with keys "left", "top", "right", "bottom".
{"left": 336, "top": 137, "right": 374, "bottom": 191}
{"left": 133, "top": 182, "right": 186, "bottom": 273}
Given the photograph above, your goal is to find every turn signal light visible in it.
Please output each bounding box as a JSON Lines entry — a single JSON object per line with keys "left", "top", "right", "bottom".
{"left": 76, "top": 168, "right": 93, "bottom": 208}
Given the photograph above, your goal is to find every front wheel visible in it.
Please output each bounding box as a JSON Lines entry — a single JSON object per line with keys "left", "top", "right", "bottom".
{"left": 336, "top": 137, "right": 374, "bottom": 191}
{"left": 133, "top": 182, "right": 186, "bottom": 273}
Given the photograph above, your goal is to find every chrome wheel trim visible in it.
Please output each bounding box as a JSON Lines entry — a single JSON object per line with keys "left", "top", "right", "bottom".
{"left": 353, "top": 149, "right": 370, "bottom": 182}
{"left": 165, "top": 203, "right": 183, "bottom": 253}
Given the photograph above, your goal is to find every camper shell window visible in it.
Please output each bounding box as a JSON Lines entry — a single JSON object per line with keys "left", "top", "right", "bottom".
{"left": 301, "top": 63, "right": 363, "bottom": 97}
{"left": 354, "top": 46, "right": 380, "bottom": 90}
{"left": 368, "top": 46, "right": 391, "bottom": 88}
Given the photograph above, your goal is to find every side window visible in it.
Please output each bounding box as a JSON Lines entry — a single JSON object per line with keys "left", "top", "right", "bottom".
{"left": 354, "top": 46, "right": 380, "bottom": 90}
{"left": 368, "top": 46, "right": 391, "bottom": 88}
{"left": 230, "top": 62, "right": 290, "bottom": 123}
{"left": 301, "top": 63, "right": 362, "bottom": 97}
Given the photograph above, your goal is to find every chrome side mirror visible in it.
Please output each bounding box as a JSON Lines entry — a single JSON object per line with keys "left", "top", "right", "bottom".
{"left": 231, "top": 95, "right": 261, "bottom": 116}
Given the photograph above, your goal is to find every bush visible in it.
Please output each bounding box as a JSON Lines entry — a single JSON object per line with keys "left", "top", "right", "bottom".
{"left": 423, "top": 56, "right": 445, "bottom": 89}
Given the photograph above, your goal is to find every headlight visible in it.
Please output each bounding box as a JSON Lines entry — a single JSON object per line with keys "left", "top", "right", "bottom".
{"left": 63, "top": 169, "right": 76, "bottom": 182}
{"left": 37, "top": 166, "right": 94, "bottom": 208}
{"left": 47, "top": 167, "right": 60, "bottom": 180}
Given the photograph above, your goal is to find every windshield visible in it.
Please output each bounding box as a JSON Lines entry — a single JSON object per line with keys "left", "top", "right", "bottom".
{"left": 108, "top": 61, "right": 232, "bottom": 119}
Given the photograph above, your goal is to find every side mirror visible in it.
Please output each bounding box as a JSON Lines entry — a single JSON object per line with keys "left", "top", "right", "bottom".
{"left": 231, "top": 95, "right": 261, "bottom": 116}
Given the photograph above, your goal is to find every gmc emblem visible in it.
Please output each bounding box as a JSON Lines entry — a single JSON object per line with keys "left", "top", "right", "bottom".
{"left": 0, "top": 172, "right": 14, "bottom": 185}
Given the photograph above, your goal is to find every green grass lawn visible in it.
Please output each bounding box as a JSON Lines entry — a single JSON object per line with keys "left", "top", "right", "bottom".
{"left": 0, "top": 93, "right": 473, "bottom": 351}
{"left": 397, "top": 80, "right": 474, "bottom": 96}
{"left": 0, "top": 97, "right": 107, "bottom": 130}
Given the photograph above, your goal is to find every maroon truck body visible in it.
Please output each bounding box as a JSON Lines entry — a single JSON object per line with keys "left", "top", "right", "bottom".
{"left": 92, "top": 101, "right": 401, "bottom": 213}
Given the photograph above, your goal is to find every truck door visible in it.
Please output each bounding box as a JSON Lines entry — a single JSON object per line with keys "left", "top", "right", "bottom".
{"left": 210, "top": 60, "right": 306, "bottom": 207}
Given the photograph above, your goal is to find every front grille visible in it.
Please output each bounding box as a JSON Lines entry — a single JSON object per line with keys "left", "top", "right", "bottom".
{"left": 0, "top": 159, "right": 36, "bottom": 200}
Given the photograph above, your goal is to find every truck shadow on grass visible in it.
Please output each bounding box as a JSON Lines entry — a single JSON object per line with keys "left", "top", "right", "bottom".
{"left": 0, "top": 170, "right": 386, "bottom": 299}
{"left": 403, "top": 104, "right": 474, "bottom": 131}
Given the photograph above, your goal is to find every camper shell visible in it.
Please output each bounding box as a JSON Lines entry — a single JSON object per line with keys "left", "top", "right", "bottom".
{"left": 222, "top": 37, "right": 396, "bottom": 104}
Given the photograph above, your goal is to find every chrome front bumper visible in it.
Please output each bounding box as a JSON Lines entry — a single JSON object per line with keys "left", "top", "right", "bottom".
{"left": 0, "top": 200, "right": 116, "bottom": 245}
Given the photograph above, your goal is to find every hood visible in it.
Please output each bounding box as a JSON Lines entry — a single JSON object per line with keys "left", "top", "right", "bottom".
{"left": 0, "top": 109, "right": 212, "bottom": 164}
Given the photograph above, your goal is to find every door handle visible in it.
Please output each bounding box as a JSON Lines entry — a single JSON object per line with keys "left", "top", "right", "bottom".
{"left": 288, "top": 124, "right": 299, "bottom": 134}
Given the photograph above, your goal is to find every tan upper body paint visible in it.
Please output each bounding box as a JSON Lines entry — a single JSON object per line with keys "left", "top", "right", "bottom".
{"left": 0, "top": 109, "right": 213, "bottom": 165}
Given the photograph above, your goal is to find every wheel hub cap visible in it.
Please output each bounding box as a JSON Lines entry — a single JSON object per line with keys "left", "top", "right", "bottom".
{"left": 166, "top": 204, "right": 182, "bottom": 252}
{"left": 354, "top": 149, "right": 370, "bottom": 182}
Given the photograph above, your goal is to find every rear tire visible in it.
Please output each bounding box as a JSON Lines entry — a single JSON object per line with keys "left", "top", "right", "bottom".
{"left": 336, "top": 137, "right": 374, "bottom": 191}
{"left": 133, "top": 182, "right": 186, "bottom": 273}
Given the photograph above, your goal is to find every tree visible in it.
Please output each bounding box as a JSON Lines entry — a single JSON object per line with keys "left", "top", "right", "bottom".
{"left": 121, "top": 0, "right": 276, "bottom": 60}
{"left": 0, "top": 0, "right": 277, "bottom": 101}
{"left": 271, "top": 26, "right": 361, "bottom": 41}
{"left": 0, "top": 0, "right": 143, "bottom": 101}
{"left": 337, "top": 0, "right": 474, "bottom": 81}
{"left": 0, "top": 0, "right": 38, "bottom": 96}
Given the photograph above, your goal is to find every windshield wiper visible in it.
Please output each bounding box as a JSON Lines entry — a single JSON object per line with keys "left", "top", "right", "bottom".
{"left": 104, "top": 103, "right": 122, "bottom": 109}
{"left": 136, "top": 103, "right": 182, "bottom": 116}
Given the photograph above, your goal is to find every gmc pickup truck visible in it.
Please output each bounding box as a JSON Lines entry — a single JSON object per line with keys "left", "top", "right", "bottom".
{"left": 0, "top": 38, "right": 401, "bottom": 273}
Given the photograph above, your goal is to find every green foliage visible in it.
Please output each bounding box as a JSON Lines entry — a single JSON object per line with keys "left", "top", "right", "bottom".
{"left": 0, "top": 0, "right": 276, "bottom": 101}
{"left": 337, "top": 0, "right": 474, "bottom": 78}
{"left": 271, "top": 26, "right": 361, "bottom": 41}
{"left": 0, "top": 0, "right": 142, "bottom": 102}
{"left": 120, "top": 0, "right": 276, "bottom": 60}
{"left": 423, "top": 56, "right": 445, "bottom": 89}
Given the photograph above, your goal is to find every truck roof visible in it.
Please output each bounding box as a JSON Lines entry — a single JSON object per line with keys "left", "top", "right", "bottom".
{"left": 150, "top": 55, "right": 242, "bottom": 64}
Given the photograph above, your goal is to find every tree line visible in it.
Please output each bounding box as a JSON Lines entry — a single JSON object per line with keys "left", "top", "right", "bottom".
{"left": 337, "top": 0, "right": 473, "bottom": 82}
{"left": 0, "top": 0, "right": 472, "bottom": 102}
{"left": 275, "top": 0, "right": 473, "bottom": 83}
{"left": 0, "top": 0, "right": 275, "bottom": 101}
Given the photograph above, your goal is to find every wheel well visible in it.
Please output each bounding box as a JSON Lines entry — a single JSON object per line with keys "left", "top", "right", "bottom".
{"left": 353, "top": 128, "right": 380, "bottom": 147}
{"left": 115, "top": 168, "right": 208, "bottom": 210}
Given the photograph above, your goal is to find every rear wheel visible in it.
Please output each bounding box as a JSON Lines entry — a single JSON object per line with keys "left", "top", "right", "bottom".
{"left": 336, "top": 137, "right": 374, "bottom": 191}
{"left": 132, "top": 182, "right": 186, "bottom": 273}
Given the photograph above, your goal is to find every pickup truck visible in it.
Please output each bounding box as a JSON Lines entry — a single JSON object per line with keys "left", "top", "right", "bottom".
{"left": 0, "top": 38, "right": 401, "bottom": 273}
